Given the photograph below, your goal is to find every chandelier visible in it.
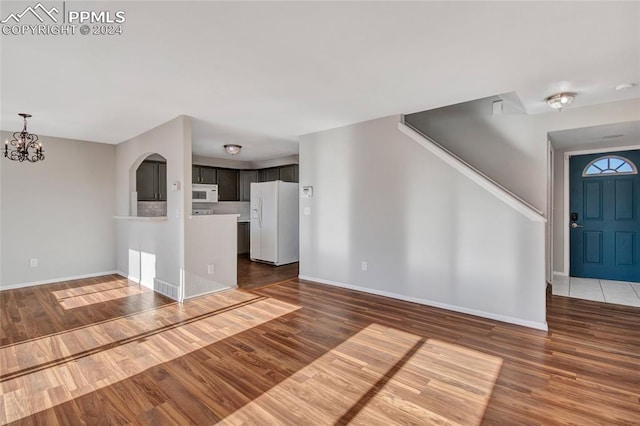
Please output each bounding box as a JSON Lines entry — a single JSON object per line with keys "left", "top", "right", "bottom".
{"left": 4, "top": 113, "right": 44, "bottom": 163}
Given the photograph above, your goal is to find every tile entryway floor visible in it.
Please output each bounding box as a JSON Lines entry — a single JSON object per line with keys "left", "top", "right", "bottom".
{"left": 552, "top": 275, "right": 640, "bottom": 307}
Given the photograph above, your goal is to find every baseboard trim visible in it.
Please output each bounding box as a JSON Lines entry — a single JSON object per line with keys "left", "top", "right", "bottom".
{"left": 115, "top": 271, "right": 153, "bottom": 289}
{"left": 184, "top": 286, "right": 236, "bottom": 301}
{"left": 298, "top": 275, "right": 548, "bottom": 332}
{"left": 553, "top": 270, "right": 568, "bottom": 277}
{"left": 116, "top": 272, "right": 185, "bottom": 301}
{"left": 0, "top": 270, "right": 120, "bottom": 291}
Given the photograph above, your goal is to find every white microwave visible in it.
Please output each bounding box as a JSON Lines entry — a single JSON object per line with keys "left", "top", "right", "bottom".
{"left": 192, "top": 184, "right": 218, "bottom": 202}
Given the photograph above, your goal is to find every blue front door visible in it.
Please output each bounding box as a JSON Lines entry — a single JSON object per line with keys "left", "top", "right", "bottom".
{"left": 569, "top": 150, "right": 640, "bottom": 282}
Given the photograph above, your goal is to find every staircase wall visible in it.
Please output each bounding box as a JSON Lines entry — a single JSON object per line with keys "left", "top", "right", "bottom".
{"left": 299, "top": 115, "right": 547, "bottom": 330}
{"left": 405, "top": 95, "right": 546, "bottom": 211}
{"left": 406, "top": 97, "right": 640, "bottom": 278}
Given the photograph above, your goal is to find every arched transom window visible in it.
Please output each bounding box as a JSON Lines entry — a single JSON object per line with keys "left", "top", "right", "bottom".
{"left": 582, "top": 155, "right": 638, "bottom": 177}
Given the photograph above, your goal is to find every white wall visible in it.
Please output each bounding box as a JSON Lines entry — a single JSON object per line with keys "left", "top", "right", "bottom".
{"left": 184, "top": 215, "right": 237, "bottom": 298}
{"left": 116, "top": 115, "right": 238, "bottom": 299}
{"left": 115, "top": 116, "right": 190, "bottom": 291}
{"left": 0, "top": 132, "right": 116, "bottom": 288}
{"left": 299, "top": 116, "right": 547, "bottom": 329}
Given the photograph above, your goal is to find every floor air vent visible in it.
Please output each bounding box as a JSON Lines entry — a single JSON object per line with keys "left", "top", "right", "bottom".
{"left": 153, "top": 278, "right": 180, "bottom": 301}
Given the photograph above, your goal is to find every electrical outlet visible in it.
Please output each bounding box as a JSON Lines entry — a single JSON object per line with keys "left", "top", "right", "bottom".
{"left": 207, "top": 264, "right": 215, "bottom": 274}
{"left": 361, "top": 261, "right": 368, "bottom": 271}
{"left": 30, "top": 258, "right": 38, "bottom": 268}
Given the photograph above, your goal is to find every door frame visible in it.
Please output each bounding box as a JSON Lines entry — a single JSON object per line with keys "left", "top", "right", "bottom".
{"left": 561, "top": 144, "right": 640, "bottom": 276}
{"left": 547, "top": 141, "right": 554, "bottom": 283}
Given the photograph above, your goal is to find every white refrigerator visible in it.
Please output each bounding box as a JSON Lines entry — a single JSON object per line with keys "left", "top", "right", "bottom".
{"left": 250, "top": 181, "right": 299, "bottom": 266}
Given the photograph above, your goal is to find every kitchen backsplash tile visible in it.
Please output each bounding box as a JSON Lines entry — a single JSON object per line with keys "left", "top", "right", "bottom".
{"left": 138, "top": 201, "right": 167, "bottom": 217}
{"left": 194, "top": 201, "right": 250, "bottom": 217}
{"left": 137, "top": 201, "right": 248, "bottom": 218}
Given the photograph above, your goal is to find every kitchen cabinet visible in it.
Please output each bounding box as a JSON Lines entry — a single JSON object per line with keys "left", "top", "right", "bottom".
{"left": 217, "top": 169, "right": 239, "bottom": 201}
{"left": 201, "top": 167, "right": 217, "bottom": 184}
{"left": 239, "top": 170, "right": 258, "bottom": 201}
{"left": 256, "top": 165, "right": 299, "bottom": 183}
{"left": 237, "top": 222, "right": 250, "bottom": 254}
{"left": 278, "top": 164, "right": 298, "bottom": 182}
{"left": 258, "top": 167, "right": 280, "bottom": 182}
{"left": 191, "top": 164, "right": 298, "bottom": 200}
{"left": 137, "top": 161, "right": 167, "bottom": 201}
{"left": 158, "top": 163, "right": 167, "bottom": 200}
{"left": 192, "top": 166, "right": 217, "bottom": 184}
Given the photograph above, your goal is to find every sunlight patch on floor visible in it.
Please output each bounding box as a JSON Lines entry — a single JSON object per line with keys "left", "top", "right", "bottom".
{"left": 0, "top": 290, "right": 300, "bottom": 424}
{"left": 219, "top": 325, "right": 503, "bottom": 425}
{"left": 52, "top": 279, "right": 147, "bottom": 309}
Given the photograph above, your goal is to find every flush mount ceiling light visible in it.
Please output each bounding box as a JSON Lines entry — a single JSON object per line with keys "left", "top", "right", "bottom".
{"left": 545, "top": 92, "right": 577, "bottom": 112}
{"left": 615, "top": 82, "right": 637, "bottom": 91}
{"left": 224, "top": 144, "right": 242, "bottom": 155}
{"left": 4, "top": 113, "right": 44, "bottom": 163}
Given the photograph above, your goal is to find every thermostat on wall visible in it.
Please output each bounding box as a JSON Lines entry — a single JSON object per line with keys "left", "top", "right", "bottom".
{"left": 301, "top": 186, "right": 313, "bottom": 198}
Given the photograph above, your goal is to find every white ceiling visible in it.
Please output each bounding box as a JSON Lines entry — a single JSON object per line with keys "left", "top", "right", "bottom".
{"left": 191, "top": 118, "right": 298, "bottom": 161}
{"left": 1, "top": 2, "right": 639, "bottom": 161}
{"left": 549, "top": 121, "right": 640, "bottom": 150}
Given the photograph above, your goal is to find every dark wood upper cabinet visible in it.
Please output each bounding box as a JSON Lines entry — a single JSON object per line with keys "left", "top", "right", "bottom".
{"left": 239, "top": 170, "right": 258, "bottom": 201}
{"left": 258, "top": 167, "right": 280, "bottom": 182}
{"left": 200, "top": 167, "right": 217, "bottom": 184}
{"left": 192, "top": 166, "right": 200, "bottom": 184}
{"left": 278, "top": 164, "right": 298, "bottom": 182}
{"left": 257, "top": 164, "right": 299, "bottom": 183}
{"left": 137, "top": 162, "right": 156, "bottom": 201}
{"left": 191, "top": 163, "right": 298, "bottom": 201}
{"left": 158, "top": 163, "right": 167, "bottom": 201}
{"left": 137, "top": 161, "right": 167, "bottom": 201}
{"left": 192, "top": 166, "right": 217, "bottom": 184}
{"left": 217, "top": 169, "right": 239, "bottom": 201}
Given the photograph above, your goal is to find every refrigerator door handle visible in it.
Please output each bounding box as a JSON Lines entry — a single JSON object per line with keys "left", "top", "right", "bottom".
{"left": 259, "top": 197, "right": 263, "bottom": 227}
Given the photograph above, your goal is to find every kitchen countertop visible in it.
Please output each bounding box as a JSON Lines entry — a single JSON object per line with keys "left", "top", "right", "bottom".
{"left": 207, "top": 213, "right": 250, "bottom": 222}
{"left": 189, "top": 213, "right": 240, "bottom": 220}
{"left": 114, "top": 214, "right": 248, "bottom": 222}
{"left": 113, "top": 216, "right": 167, "bottom": 221}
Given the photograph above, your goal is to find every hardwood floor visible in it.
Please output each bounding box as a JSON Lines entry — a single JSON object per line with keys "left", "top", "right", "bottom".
{"left": 1, "top": 275, "right": 639, "bottom": 424}
{"left": 0, "top": 274, "right": 173, "bottom": 346}
{"left": 237, "top": 254, "right": 299, "bottom": 290}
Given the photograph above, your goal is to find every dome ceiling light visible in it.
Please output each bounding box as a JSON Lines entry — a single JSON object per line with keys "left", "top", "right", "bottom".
{"left": 545, "top": 92, "right": 577, "bottom": 112}
{"left": 615, "top": 82, "right": 637, "bottom": 91}
{"left": 224, "top": 144, "right": 242, "bottom": 155}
